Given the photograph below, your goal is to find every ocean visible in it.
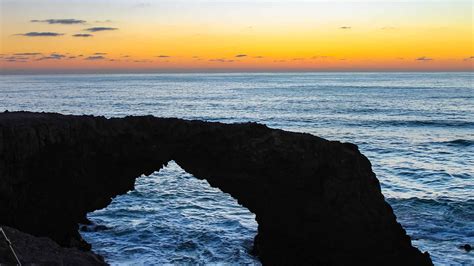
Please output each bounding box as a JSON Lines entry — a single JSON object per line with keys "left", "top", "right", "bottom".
{"left": 0, "top": 72, "right": 472, "bottom": 264}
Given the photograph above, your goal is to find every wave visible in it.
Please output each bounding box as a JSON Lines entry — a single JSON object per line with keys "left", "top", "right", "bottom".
{"left": 352, "top": 119, "right": 474, "bottom": 128}
{"left": 387, "top": 196, "right": 474, "bottom": 206}
{"left": 440, "top": 139, "right": 474, "bottom": 147}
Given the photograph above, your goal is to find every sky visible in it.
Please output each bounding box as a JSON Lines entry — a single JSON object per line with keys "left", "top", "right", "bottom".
{"left": 0, "top": 0, "right": 472, "bottom": 73}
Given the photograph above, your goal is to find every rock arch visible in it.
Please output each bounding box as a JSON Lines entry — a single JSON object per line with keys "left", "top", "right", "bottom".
{"left": 0, "top": 112, "right": 432, "bottom": 265}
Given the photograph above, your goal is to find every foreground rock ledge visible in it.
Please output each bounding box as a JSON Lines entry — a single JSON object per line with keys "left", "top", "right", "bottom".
{"left": 0, "top": 225, "right": 106, "bottom": 265}
{"left": 0, "top": 111, "right": 432, "bottom": 265}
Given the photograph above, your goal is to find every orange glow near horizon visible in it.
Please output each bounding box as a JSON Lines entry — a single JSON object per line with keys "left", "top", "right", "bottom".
{"left": 1, "top": 0, "right": 473, "bottom": 73}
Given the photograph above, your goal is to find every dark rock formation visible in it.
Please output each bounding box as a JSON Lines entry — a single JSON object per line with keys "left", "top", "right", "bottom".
{"left": 460, "top": 244, "right": 472, "bottom": 252}
{"left": 0, "top": 225, "right": 106, "bottom": 265}
{"left": 0, "top": 111, "right": 432, "bottom": 265}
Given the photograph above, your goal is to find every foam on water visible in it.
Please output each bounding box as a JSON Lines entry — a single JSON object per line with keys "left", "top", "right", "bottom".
{"left": 0, "top": 72, "right": 472, "bottom": 264}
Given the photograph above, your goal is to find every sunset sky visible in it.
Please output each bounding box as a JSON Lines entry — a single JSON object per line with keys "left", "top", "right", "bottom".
{"left": 0, "top": 0, "right": 472, "bottom": 73}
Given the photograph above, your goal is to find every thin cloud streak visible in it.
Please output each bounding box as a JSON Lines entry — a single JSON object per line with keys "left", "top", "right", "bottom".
{"left": 72, "top": 34, "right": 93, "bottom": 37}
{"left": 13, "top": 53, "right": 41, "bottom": 56}
{"left": 209, "top": 58, "right": 234, "bottom": 63}
{"left": 16, "top": 32, "right": 63, "bottom": 37}
{"left": 31, "top": 19, "right": 86, "bottom": 25}
{"left": 416, "top": 56, "right": 433, "bottom": 61}
{"left": 84, "top": 27, "right": 118, "bottom": 32}
{"left": 84, "top": 55, "right": 106, "bottom": 60}
{"left": 36, "top": 53, "right": 66, "bottom": 60}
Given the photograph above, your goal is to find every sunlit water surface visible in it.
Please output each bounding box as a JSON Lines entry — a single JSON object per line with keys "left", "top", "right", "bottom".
{"left": 1, "top": 73, "right": 472, "bottom": 264}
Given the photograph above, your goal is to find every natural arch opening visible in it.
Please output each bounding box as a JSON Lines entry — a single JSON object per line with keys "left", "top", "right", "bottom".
{"left": 80, "top": 161, "right": 260, "bottom": 264}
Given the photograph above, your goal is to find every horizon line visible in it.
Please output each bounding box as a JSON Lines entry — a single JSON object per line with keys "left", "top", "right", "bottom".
{"left": 1, "top": 69, "right": 472, "bottom": 75}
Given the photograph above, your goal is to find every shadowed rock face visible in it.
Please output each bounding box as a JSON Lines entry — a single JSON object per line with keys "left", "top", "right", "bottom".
{"left": 0, "top": 225, "right": 106, "bottom": 265}
{"left": 0, "top": 111, "right": 432, "bottom": 265}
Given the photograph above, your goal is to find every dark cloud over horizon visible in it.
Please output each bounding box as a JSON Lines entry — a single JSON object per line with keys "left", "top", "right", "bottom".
{"left": 37, "top": 53, "right": 66, "bottom": 60}
{"left": 156, "top": 55, "right": 170, "bottom": 58}
{"left": 16, "top": 32, "right": 63, "bottom": 37}
{"left": 72, "top": 34, "right": 93, "bottom": 37}
{"left": 235, "top": 54, "right": 247, "bottom": 58}
{"left": 339, "top": 26, "right": 351, "bottom": 30}
{"left": 31, "top": 19, "right": 86, "bottom": 25}
{"left": 416, "top": 56, "right": 433, "bottom": 61}
{"left": 3, "top": 56, "right": 29, "bottom": 62}
{"left": 84, "top": 55, "right": 106, "bottom": 60}
{"left": 84, "top": 27, "right": 118, "bottom": 32}
{"left": 209, "top": 58, "right": 234, "bottom": 63}
{"left": 14, "top": 53, "right": 41, "bottom": 56}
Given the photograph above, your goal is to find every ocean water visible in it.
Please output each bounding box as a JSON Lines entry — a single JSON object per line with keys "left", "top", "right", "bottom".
{"left": 0, "top": 72, "right": 473, "bottom": 265}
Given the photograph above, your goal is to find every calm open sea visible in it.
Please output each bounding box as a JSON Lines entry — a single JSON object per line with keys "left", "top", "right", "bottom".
{"left": 1, "top": 72, "right": 472, "bottom": 265}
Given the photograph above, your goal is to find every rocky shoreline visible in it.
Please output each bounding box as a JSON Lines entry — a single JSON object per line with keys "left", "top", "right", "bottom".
{"left": 0, "top": 225, "right": 106, "bottom": 265}
{"left": 0, "top": 111, "right": 432, "bottom": 265}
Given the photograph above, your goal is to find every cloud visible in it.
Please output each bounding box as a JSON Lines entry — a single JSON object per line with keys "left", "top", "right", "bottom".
{"left": 72, "top": 34, "right": 93, "bottom": 37}
{"left": 254, "top": 56, "right": 264, "bottom": 59}
{"left": 339, "top": 26, "right": 351, "bottom": 30}
{"left": 156, "top": 55, "right": 170, "bottom": 58}
{"left": 5, "top": 60, "right": 26, "bottom": 62}
{"left": 463, "top": 56, "right": 474, "bottom": 61}
{"left": 16, "top": 32, "right": 63, "bottom": 37}
{"left": 235, "top": 54, "right": 247, "bottom": 58}
{"left": 94, "top": 52, "right": 107, "bottom": 55}
{"left": 209, "top": 58, "right": 234, "bottom": 63}
{"left": 13, "top": 53, "right": 41, "bottom": 56}
{"left": 31, "top": 19, "right": 85, "bottom": 25}
{"left": 95, "top": 20, "right": 113, "bottom": 23}
{"left": 3, "top": 56, "right": 29, "bottom": 61}
{"left": 416, "top": 56, "right": 433, "bottom": 61}
{"left": 36, "top": 53, "right": 66, "bottom": 60}
{"left": 292, "top": 58, "right": 304, "bottom": 61}
{"left": 3, "top": 56, "right": 28, "bottom": 62}
{"left": 84, "top": 55, "right": 106, "bottom": 60}
{"left": 84, "top": 27, "right": 118, "bottom": 32}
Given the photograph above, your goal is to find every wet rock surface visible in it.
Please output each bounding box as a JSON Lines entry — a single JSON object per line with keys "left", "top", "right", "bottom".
{"left": 0, "top": 111, "right": 432, "bottom": 265}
